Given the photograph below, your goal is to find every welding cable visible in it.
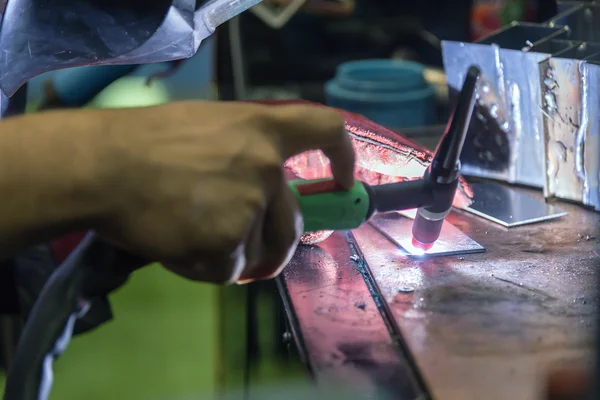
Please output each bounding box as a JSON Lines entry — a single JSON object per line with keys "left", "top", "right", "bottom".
{"left": 2, "top": 233, "right": 145, "bottom": 400}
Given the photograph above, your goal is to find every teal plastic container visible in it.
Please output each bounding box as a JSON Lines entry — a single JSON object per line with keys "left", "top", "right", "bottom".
{"left": 325, "top": 59, "right": 436, "bottom": 129}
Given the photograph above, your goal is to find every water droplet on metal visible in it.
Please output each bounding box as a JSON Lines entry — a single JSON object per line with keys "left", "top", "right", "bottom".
{"left": 489, "top": 103, "right": 499, "bottom": 118}
{"left": 350, "top": 254, "right": 360, "bottom": 262}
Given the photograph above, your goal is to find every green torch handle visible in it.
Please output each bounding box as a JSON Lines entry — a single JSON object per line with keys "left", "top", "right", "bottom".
{"left": 287, "top": 179, "right": 371, "bottom": 233}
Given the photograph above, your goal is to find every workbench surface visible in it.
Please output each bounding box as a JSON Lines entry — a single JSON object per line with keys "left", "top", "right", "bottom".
{"left": 278, "top": 187, "right": 599, "bottom": 400}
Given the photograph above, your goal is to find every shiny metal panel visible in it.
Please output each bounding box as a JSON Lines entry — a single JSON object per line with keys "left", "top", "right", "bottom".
{"left": 465, "top": 183, "right": 568, "bottom": 227}
{"left": 442, "top": 41, "right": 554, "bottom": 188}
{"left": 540, "top": 57, "right": 600, "bottom": 210}
{"left": 369, "top": 214, "right": 485, "bottom": 257}
{"left": 442, "top": 3, "right": 600, "bottom": 210}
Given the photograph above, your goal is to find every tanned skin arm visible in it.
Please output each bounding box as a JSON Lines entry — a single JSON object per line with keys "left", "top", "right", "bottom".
{"left": 0, "top": 109, "right": 112, "bottom": 259}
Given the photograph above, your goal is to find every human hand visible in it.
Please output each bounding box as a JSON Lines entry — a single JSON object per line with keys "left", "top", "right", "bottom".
{"left": 91, "top": 101, "right": 354, "bottom": 284}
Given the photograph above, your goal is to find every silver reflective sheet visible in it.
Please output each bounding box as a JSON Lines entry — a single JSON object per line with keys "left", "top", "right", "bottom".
{"left": 369, "top": 214, "right": 486, "bottom": 258}
{"left": 464, "top": 183, "right": 568, "bottom": 227}
{"left": 443, "top": 2, "right": 600, "bottom": 211}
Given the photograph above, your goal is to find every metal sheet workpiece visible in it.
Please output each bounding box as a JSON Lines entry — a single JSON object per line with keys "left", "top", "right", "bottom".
{"left": 282, "top": 178, "right": 599, "bottom": 400}
{"left": 465, "top": 182, "right": 568, "bottom": 227}
{"left": 442, "top": 2, "right": 600, "bottom": 210}
{"left": 279, "top": 232, "right": 427, "bottom": 400}
{"left": 369, "top": 214, "right": 486, "bottom": 258}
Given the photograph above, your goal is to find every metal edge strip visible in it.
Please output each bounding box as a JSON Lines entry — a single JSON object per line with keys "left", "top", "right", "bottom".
{"left": 275, "top": 275, "right": 316, "bottom": 380}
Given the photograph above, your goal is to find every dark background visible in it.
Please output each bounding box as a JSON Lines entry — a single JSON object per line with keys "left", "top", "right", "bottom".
{"left": 217, "top": 0, "right": 559, "bottom": 102}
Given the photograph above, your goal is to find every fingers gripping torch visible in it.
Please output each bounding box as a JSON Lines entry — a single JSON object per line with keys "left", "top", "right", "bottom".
{"left": 288, "top": 66, "right": 480, "bottom": 248}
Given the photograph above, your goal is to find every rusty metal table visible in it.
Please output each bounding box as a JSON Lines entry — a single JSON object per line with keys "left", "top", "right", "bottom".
{"left": 277, "top": 186, "right": 600, "bottom": 400}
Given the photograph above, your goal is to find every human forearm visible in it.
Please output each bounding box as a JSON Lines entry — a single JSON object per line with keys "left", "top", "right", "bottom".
{"left": 0, "top": 100, "right": 354, "bottom": 284}
{"left": 0, "top": 110, "right": 111, "bottom": 257}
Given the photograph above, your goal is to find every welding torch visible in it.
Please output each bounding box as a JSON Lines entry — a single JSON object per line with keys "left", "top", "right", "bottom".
{"left": 288, "top": 65, "right": 480, "bottom": 249}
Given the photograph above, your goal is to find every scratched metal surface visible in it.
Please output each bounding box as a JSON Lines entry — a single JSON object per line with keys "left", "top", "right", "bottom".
{"left": 281, "top": 186, "right": 599, "bottom": 400}
{"left": 279, "top": 232, "right": 426, "bottom": 400}
{"left": 353, "top": 188, "right": 600, "bottom": 400}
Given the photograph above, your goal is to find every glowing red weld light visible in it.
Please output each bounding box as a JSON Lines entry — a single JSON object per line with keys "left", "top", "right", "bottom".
{"left": 411, "top": 236, "right": 434, "bottom": 252}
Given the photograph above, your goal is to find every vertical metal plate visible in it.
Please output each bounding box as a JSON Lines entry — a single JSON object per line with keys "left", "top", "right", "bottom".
{"left": 540, "top": 56, "right": 600, "bottom": 211}
{"left": 369, "top": 214, "right": 486, "bottom": 258}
